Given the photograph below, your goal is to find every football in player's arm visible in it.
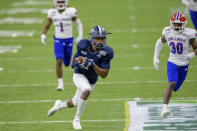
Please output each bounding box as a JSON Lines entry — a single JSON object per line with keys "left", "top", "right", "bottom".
{"left": 41, "top": 0, "right": 83, "bottom": 91}
{"left": 47, "top": 25, "right": 114, "bottom": 130}
{"left": 153, "top": 12, "right": 197, "bottom": 119}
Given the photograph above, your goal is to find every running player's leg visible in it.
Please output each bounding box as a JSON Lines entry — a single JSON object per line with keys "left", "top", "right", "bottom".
{"left": 54, "top": 38, "right": 64, "bottom": 90}
{"left": 173, "top": 65, "right": 189, "bottom": 92}
{"left": 161, "top": 61, "right": 178, "bottom": 118}
{"left": 63, "top": 37, "right": 74, "bottom": 66}
{"left": 72, "top": 73, "right": 94, "bottom": 129}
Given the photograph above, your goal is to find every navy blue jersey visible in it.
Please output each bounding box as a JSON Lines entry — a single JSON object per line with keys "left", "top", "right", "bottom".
{"left": 73, "top": 39, "right": 114, "bottom": 84}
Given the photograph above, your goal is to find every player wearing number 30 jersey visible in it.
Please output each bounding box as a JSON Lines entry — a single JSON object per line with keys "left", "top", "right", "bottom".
{"left": 153, "top": 12, "right": 197, "bottom": 119}
{"left": 41, "top": 0, "right": 83, "bottom": 91}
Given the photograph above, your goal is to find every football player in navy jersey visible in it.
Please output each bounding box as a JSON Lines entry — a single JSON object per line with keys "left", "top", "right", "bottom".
{"left": 47, "top": 25, "right": 114, "bottom": 130}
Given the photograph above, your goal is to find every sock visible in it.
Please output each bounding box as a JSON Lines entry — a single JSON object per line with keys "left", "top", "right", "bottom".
{"left": 58, "top": 101, "right": 68, "bottom": 110}
{"left": 58, "top": 78, "right": 63, "bottom": 85}
{"left": 75, "top": 98, "right": 87, "bottom": 118}
{"left": 163, "top": 104, "right": 168, "bottom": 109}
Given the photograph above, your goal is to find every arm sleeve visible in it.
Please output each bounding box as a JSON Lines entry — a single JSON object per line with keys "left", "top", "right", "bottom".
{"left": 154, "top": 38, "right": 163, "bottom": 59}
{"left": 69, "top": 7, "right": 78, "bottom": 17}
{"left": 47, "top": 9, "right": 53, "bottom": 19}
{"left": 75, "top": 18, "right": 83, "bottom": 40}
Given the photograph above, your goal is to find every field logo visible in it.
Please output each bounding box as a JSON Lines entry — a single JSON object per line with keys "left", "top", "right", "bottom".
{"left": 125, "top": 101, "right": 197, "bottom": 131}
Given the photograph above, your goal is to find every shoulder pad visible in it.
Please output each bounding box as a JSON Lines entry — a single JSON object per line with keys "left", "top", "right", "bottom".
{"left": 48, "top": 8, "right": 57, "bottom": 17}
{"left": 104, "top": 45, "right": 113, "bottom": 54}
{"left": 48, "top": 8, "right": 56, "bottom": 14}
{"left": 162, "top": 26, "right": 171, "bottom": 36}
{"left": 66, "top": 7, "right": 77, "bottom": 16}
{"left": 77, "top": 39, "right": 91, "bottom": 49}
{"left": 184, "top": 28, "right": 197, "bottom": 39}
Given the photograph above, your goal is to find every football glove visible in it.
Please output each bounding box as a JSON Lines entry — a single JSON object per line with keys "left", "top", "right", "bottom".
{"left": 71, "top": 59, "right": 82, "bottom": 69}
{"left": 82, "top": 58, "right": 95, "bottom": 70}
{"left": 41, "top": 34, "right": 47, "bottom": 45}
{"left": 184, "top": 52, "right": 195, "bottom": 61}
{"left": 74, "top": 36, "right": 82, "bottom": 44}
{"left": 153, "top": 57, "right": 160, "bottom": 70}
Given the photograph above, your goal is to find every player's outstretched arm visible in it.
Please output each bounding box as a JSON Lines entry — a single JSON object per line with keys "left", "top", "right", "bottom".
{"left": 185, "top": 38, "right": 197, "bottom": 60}
{"left": 190, "top": 38, "right": 197, "bottom": 55}
{"left": 41, "top": 18, "right": 52, "bottom": 45}
{"left": 93, "top": 65, "right": 109, "bottom": 79}
{"left": 153, "top": 36, "right": 166, "bottom": 70}
{"left": 72, "top": 17, "right": 83, "bottom": 44}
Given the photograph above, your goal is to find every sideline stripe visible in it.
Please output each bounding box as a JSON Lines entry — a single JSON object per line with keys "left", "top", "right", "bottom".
{"left": 0, "top": 98, "right": 197, "bottom": 104}
{"left": 124, "top": 101, "right": 130, "bottom": 131}
{"left": 0, "top": 119, "right": 124, "bottom": 125}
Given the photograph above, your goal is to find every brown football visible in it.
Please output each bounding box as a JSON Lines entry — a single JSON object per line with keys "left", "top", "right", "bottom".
{"left": 75, "top": 56, "right": 84, "bottom": 64}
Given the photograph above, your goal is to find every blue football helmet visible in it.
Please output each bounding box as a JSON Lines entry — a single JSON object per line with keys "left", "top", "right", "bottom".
{"left": 90, "top": 25, "right": 109, "bottom": 50}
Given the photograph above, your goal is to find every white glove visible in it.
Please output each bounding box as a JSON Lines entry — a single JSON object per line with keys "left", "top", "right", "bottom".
{"left": 74, "top": 36, "right": 82, "bottom": 44}
{"left": 41, "top": 34, "right": 47, "bottom": 45}
{"left": 154, "top": 57, "right": 160, "bottom": 70}
{"left": 184, "top": 52, "right": 195, "bottom": 61}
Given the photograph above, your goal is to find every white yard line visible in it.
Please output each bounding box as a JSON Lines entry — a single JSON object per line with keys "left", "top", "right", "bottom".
{"left": 12, "top": 1, "right": 52, "bottom": 7}
{"left": 0, "top": 30, "right": 34, "bottom": 37}
{"left": 112, "top": 28, "right": 161, "bottom": 33}
{"left": 0, "top": 17, "right": 43, "bottom": 24}
{"left": 0, "top": 54, "right": 165, "bottom": 61}
{"left": 0, "top": 98, "right": 197, "bottom": 104}
{"left": 0, "top": 119, "right": 124, "bottom": 125}
{"left": 0, "top": 8, "right": 48, "bottom": 15}
{"left": 0, "top": 98, "right": 196, "bottom": 104}
{"left": 0, "top": 67, "right": 153, "bottom": 73}
{"left": 0, "top": 80, "right": 196, "bottom": 88}
{"left": 0, "top": 45, "right": 21, "bottom": 54}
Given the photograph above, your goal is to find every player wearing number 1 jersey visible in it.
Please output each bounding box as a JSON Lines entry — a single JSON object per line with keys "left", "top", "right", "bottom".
{"left": 41, "top": 0, "right": 83, "bottom": 91}
{"left": 153, "top": 12, "right": 197, "bottom": 119}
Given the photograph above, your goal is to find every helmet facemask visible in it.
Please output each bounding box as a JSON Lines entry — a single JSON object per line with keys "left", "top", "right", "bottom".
{"left": 170, "top": 12, "right": 187, "bottom": 33}
{"left": 90, "top": 26, "right": 108, "bottom": 50}
{"left": 54, "top": 0, "right": 68, "bottom": 10}
{"left": 91, "top": 37, "right": 106, "bottom": 50}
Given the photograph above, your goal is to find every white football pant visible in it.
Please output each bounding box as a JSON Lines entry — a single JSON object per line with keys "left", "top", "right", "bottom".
{"left": 72, "top": 73, "right": 94, "bottom": 106}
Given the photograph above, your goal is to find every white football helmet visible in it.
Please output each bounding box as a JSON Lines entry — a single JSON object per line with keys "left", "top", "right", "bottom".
{"left": 54, "top": 0, "right": 68, "bottom": 10}
{"left": 170, "top": 12, "right": 187, "bottom": 33}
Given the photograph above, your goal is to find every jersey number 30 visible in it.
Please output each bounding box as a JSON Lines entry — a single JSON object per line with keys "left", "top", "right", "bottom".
{"left": 169, "top": 42, "right": 183, "bottom": 54}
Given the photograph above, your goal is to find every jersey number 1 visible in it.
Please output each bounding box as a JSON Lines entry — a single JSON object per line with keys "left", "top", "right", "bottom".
{"left": 169, "top": 42, "right": 183, "bottom": 54}
{"left": 60, "top": 22, "right": 64, "bottom": 32}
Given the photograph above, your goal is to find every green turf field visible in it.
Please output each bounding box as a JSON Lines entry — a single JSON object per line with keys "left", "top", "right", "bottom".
{"left": 0, "top": 0, "right": 197, "bottom": 130}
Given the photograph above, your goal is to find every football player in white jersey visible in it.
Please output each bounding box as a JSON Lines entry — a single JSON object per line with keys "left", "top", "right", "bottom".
{"left": 41, "top": 0, "right": 83, "bottom": 91}
{"left": 153, "top": 12, "right": 197, "bottom": 119}
{"left": 182, "top": 0, "right": 197, "bottom": 31}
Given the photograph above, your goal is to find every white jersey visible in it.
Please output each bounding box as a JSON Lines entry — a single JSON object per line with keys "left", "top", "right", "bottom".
{"left": 162, "top": 26, "right": 196, "bottom": 66}
{"left": 182, "top": 0, "right": 197, "bottom": 11}
{"left": 47, "top": 7, "right": 77, "bottom": 38}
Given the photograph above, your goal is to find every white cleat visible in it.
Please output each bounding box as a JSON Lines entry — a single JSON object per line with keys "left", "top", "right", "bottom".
{"left": 56, "top": 84, "right": 64, "bottom": 91}
{"left": 48, "top": 100, "right": 61, "bottom": 117}
{"left": 73, "top": 117, "right": 82, "bottom": 130}
{"left": 161, "top": 107, "right": 170, "bottom": 119}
